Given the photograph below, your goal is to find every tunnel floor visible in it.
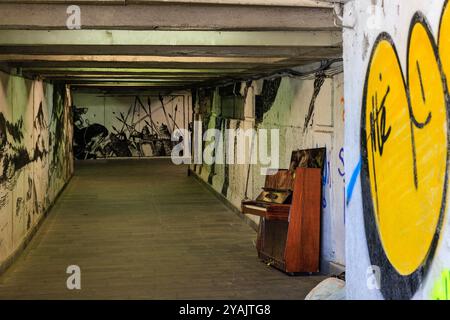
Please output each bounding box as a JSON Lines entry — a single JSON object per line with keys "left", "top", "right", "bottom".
{"left": 0, "top": 159, "right": 325, "bottom": 299}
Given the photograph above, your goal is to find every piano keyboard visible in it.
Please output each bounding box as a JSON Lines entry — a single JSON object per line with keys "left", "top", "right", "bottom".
{"left": 243, "top": 204, "right": 268, "bottom": 212}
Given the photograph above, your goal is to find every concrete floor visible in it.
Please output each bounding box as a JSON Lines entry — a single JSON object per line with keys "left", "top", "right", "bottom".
{"left": 0, "top": 159, "right": 325, "bottom": 299}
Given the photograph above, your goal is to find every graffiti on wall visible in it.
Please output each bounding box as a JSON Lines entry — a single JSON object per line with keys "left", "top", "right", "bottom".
{"left": 432, "top": 269, "right": 450, "bottom": 300}
{"left": 0, "top": 78, "right": 73, "bottom": 263}
{"left": 360, "top": 3, "right": 450, "bottom": 299}
{"left": 255, "top": 78, "right": 281, "bottom": 123}
{"left": 73, "top": 95, "right": 189, "bottom": 159}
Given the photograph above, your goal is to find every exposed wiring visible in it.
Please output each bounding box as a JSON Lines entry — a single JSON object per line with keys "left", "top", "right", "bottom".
{"left": 192, "top": 58, "right": 343, "bottom": 91}
{"left": 279, "top": 58, "right": 343, "bottom": 78}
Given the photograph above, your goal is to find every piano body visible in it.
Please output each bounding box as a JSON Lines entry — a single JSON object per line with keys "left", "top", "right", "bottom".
{"left": 242, "top": 167, "right": 321, "bottom": 274}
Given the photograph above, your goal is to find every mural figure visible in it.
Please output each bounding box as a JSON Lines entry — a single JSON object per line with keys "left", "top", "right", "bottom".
{"left": 73, "top": 95, "right": 186, "bottom": 159}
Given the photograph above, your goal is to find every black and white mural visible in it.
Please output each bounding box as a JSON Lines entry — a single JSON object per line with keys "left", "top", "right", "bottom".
{"left": 0, "top": 72, "right": 73, "bottom": 265}
{"left": 72, "top": 93, "right": 191, "bottom": 159}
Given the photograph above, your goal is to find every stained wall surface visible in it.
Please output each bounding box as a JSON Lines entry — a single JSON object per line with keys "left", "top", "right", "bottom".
{"left": 190, "top": 72, "right": 345, "bottom": 272}
{"left": 0, "top": 70, "right": 73, "bottom": 267}
{"left": 72, "top": 92, "right": 192, "bottom": 159}
{"left": 344, "top": 0, "right": 450, "bottom": 299}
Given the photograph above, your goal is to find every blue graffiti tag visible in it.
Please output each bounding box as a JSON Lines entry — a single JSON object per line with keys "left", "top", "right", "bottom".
{"left": 338, "top": 147, "right": 345, "bottom": 177}
{"left": 346, "top": 157, "right": 362, "bottom": 206}
{"left": 322, "top": 159, "right": 331, "bottom": 208}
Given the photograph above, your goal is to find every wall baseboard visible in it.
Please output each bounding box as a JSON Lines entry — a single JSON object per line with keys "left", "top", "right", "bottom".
{"left": 188, "top": 168, "right": 259, "bottom": 232}
{"left": 0, "top": 173, "right": 74, "bottom": 276}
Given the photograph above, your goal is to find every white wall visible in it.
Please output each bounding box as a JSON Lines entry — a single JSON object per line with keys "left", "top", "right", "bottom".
{"left": 344, "top": 0, "right": 450, "bottom": 299}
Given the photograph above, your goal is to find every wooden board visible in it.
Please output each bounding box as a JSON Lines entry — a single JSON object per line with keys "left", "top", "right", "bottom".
{"left": 285, "top": 167, "right": 322, "bottom": 273}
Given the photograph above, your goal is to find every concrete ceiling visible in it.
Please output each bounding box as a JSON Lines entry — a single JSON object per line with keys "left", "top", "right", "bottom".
{"left": 0, "top": 0, "right": 343, "bottom": 91}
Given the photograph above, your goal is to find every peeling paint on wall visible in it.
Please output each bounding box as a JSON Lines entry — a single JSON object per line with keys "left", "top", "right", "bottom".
{"left": 304, "top": 72, "right": 326, "bottom": 133}
{"left": 255, "top": 78, "right": 281, "bottom": 123}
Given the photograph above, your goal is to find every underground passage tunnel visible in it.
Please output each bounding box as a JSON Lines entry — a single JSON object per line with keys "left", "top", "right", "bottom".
{"left": 2, "top": 0, "right": 450, "bottom": 304}
{"left": 0, "top": 0, "right": 348, "bottom": 301}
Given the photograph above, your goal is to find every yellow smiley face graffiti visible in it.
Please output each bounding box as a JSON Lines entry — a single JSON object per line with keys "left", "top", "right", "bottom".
{"left": 361, "top": 10, "right": 450, "bottom": 299}
{"left": 440, "top": 0, "right": 450, "bottom": 92}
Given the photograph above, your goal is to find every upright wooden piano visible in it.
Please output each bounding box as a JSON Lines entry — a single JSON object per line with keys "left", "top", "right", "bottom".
{"left": 242, "top": 155, "right": 322, "bottom": 274}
